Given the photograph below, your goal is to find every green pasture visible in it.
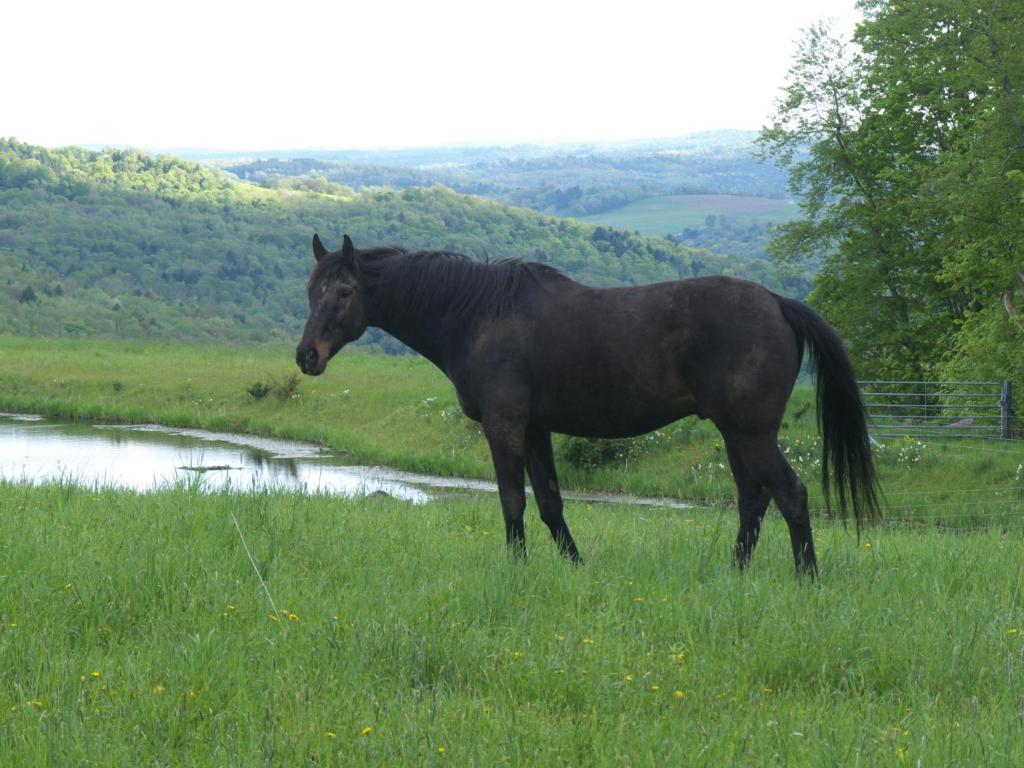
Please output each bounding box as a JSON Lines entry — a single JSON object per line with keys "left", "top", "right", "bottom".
{"left": 0, "top": 336, "right": 1020, "bottom": 528}
{"left": 1, "top": 483, "right": 1023, "bottom": 765}
{"left": 1, "top": 335, "right": 1023, "bottom": 764}
{"left": 581, "top": 195, "right": 798, "bottom": 237}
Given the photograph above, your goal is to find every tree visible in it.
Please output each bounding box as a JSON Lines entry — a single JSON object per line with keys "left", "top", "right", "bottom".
{"left": 760, "top": 2, "right": 1024, "bottom": 386}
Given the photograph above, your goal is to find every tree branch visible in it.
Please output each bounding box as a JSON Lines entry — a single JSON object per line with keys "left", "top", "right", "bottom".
{"left": 1004, "top": 272, "right": 1024, "bottom": 333}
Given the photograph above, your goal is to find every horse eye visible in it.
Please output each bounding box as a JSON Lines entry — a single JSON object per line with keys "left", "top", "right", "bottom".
{"left": 337, "top": 285, "right": 354, "bottom": 297}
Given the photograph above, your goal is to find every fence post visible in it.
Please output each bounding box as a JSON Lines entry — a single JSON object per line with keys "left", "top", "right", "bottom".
{"left": 1000, "top": 380, "right": 1014, "bottom": 439}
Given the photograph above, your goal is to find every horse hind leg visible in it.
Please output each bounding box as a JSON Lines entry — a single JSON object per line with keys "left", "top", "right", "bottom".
{"left": 730, "top": 434, "right": 818, "bottom": 577}
{"left": 725, "top": 443, "right": 771, "bottom": 569}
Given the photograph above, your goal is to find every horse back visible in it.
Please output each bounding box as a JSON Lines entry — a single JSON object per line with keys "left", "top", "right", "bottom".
{"left": 451, "top": 274, "right": 801, "bottom": 438}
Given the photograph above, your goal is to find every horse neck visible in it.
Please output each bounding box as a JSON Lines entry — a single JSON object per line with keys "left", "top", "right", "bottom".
{"left": 362, "top": 256, "right": 461, "bottom": 369}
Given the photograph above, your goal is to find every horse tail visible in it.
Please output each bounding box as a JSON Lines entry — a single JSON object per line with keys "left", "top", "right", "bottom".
{"left": 776, "top": 296, "right": 881, "bottom": 527}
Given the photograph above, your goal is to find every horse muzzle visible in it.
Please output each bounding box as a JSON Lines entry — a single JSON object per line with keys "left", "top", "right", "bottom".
{"left": 296, "top": 345, "right": 327, "bottom": 376}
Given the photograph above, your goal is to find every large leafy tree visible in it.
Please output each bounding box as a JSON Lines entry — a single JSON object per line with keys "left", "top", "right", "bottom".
{"left": 760, "top": 1, "right": 1024, "bottom": 386}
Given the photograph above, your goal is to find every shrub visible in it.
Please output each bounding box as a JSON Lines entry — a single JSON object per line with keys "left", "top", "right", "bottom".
{"left": 246, "top": 381, "right": 272, "bottom": 400}
{"left": 559, "top": 431, "right": 670, "bottom": 471}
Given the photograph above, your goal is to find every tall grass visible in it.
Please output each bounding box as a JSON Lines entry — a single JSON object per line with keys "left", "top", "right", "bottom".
{"left": 1, "top": 481, "right": 1023, "bottom": 765}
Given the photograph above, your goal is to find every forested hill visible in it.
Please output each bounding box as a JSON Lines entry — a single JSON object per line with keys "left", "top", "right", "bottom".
{"left": 0, "top": 139, "right": 787, "bottom": 347}
{"left": 216, "top": 130, "right": 790, "bottom": 219}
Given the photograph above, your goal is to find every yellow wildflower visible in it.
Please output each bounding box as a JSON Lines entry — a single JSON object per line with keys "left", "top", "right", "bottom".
{"left": 361, "top": 726, "right": 373, "bottom": 736}
{"left": 674, "top": 690, "right": 686, "bottom": 699}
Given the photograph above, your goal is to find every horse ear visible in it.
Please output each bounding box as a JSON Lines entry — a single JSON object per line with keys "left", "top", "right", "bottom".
{"left": 312, "top": 233, "right": 328, "bottom": 262}
{"left": 341, "top": 234, "right": 355, "bottom": 261}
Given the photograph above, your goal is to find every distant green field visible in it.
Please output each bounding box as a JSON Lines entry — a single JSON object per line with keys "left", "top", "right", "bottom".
{"left": 581, "top": 195, "right": 798, "bottom": 236}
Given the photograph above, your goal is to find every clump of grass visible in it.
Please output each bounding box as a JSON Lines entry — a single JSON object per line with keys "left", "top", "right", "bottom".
{"left": 246, "top": 381, "right": 272, "bottom": 400}
{"left": 246, "top": 373, "right": 301, "bottom": 401}
{"left": 278, "top": 372, "right": 301, "bottom": 399}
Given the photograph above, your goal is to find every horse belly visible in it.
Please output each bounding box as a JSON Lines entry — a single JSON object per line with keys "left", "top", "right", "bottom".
{"left": 532, "top": 374, "right": 698, "bottom": 438}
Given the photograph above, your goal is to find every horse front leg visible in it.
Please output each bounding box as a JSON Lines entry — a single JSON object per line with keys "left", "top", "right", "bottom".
{"left": 525, "top": 427, "right": 581, "bottom": 563}
{"left": 483, "top": 414, "right": 528, "bottom": 558}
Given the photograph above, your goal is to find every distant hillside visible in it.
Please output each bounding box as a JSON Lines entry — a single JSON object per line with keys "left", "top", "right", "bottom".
{"left": 212, "top": 133, "right": 798, "bottom": 273}
{"left": 581, "top": 195, "right": 798, "bottom": 236}
{"left": 579, "top": 194, "right": 804, "bottom": 272}
{"left": 184, "top": 130, "right": 766, "bottom": 165}
{"left": 215, "top": 130, "right": 791, "bottom": 218}
{"left": 0, "top": 139, "right": 789, "bottom": 348}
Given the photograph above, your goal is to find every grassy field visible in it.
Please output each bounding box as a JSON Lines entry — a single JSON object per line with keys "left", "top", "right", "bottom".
{"left": 581, "top": 195, "right": 798, "bottom": 237}
{"left": 1, "top": 336, "right": 1024, "bottom": 763}
{"left": 1, "top": 336, "right": 1021, "bottom": 528}
{"left": 2, "top": 482, "right": 1023, "bottom": 765}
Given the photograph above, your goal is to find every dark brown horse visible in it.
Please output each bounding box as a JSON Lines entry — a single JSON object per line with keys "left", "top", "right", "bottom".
{"left": 297, "top": 234, "right": 879, "bottom": 575}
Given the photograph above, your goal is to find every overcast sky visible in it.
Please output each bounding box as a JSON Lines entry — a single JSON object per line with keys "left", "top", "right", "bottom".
{"left": 4, "top": 0, "right": 861, "bottom": 151}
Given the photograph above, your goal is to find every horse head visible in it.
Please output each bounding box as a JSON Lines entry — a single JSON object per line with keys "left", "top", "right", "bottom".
{"left": 296, "top": 233, "right": 368, "bottom": 375}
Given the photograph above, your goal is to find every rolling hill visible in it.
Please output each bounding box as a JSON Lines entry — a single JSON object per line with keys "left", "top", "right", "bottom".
{"left": 0, "top": 139, "right": 790, "bottom": 348}
{"left": 214, "top": 130, "right": 792, "bottom": 218}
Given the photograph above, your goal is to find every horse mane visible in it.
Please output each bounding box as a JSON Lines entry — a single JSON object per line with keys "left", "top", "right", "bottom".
{"left": 353, "top": 246, "right": 565, "bottom": 327}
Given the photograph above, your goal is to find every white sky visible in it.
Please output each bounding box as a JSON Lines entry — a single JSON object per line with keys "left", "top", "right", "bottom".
{"left": 4, "top": 0, "right": 861, "bottom": 151}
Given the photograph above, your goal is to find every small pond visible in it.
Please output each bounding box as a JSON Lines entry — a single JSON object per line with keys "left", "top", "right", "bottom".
{"left": 0, "top": 413, "right": 690, "bottom": 508}
{"left": 0, "top": 413, "right": 434, "bottom": 502}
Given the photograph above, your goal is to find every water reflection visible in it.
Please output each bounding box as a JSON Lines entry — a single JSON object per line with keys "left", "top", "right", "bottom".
{"left": 0, "top": 414, "right": 430, "bottom": 502}
{"left": 1, "top": 414, "right": 692, "bottom": 510}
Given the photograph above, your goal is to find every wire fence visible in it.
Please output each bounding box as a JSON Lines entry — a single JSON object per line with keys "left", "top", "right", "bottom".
{"left": 859, "top": 379, "right": 1017, "bottom": 440}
